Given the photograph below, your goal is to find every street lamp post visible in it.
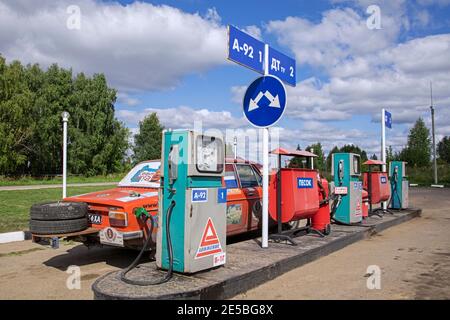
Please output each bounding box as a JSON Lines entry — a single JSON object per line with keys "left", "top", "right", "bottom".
{"left": 62, "top": 111, "right": 70, "bottom": 199}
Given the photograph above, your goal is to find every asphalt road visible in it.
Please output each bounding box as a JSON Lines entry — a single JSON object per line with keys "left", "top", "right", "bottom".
{"left": 236, "top": 187, "right": 450, "bottom": 300}
{"left": 0, "top": 187, "right": 448, "bottom": 299}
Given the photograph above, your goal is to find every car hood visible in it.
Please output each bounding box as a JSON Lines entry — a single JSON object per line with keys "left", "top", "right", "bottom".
{"left": 64, "top": 187, "right": 159, "bottom": 207}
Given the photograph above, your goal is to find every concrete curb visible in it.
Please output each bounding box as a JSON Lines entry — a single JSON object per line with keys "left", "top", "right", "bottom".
{"left": 92, "top": 208, "right": 421, "bottom": 300}
{"left": 0, "top": 231, "right": 31, "bottom": 244}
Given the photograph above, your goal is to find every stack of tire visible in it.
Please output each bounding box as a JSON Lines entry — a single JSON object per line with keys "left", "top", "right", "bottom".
{"left": 29, "top": 202, "right": 89, "bottom": 235}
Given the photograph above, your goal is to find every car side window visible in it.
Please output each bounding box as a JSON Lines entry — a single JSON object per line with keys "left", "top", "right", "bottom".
{"left": 252, "top": 166, "right": 262, "bottom": 186}
{"left": 236, "top": 164, "right": 259, "bottom": 188}
{"left": 225, "top": 164, "right": 239, "bottom": 188}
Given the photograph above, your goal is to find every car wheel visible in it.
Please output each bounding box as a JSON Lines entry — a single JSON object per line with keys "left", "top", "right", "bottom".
{"left": 29, "top": 218, "right": 88, "bottom": 235}
{"left": 30, "top": 201, "right": 88, "bottom": 220}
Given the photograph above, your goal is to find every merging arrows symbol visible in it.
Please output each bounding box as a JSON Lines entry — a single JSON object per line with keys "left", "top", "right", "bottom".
{"left": 248, "top": 90, "right": 281, "bottom": 111}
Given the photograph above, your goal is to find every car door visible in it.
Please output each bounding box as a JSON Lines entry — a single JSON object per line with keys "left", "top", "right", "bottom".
{"left": 224, "top": 163, "right": 248, "bottom": 235}
{"left": 235, "top": 164, "right": 263, "bottom": 231}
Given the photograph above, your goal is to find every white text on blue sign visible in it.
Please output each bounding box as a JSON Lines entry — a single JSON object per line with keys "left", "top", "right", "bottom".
{"left": 297, "top": 178, "right": 313, "bottom": 189}
{"left": 192, "top": 189, "right": 208, "bottom": 202}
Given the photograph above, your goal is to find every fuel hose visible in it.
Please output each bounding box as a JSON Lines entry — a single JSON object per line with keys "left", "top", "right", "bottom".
{"left": 119, "top": 200, "right": 176, "bottom": 286}
{"left": 330, "top": 192, "right": 375, "bottom": 228}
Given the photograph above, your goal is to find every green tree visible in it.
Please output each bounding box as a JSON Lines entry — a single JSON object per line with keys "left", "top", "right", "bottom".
{"left": 0, "top": 58, "right": 35, "bottom": 174}
{"left": 0, "top": 56, "right": 129, "bottom": 176}
{"left": 400, "top": 117, "right": 431, "bottom": 167}
{"left": 339, "top": 144, "right": 368, "bottom": 162}
{"left": 386, "top": 145, "right": 395, "bottom": 163}
{"left": 133, "top": 113, "right": 164, "bottom": 163}
{"left": 326, "top": 146, "right": 340, "bottom": 171}
{"left": 437, "top": 136, "right": 450, "bottom": 163}
{"left": 305, "top": 142, "right": 325, "bottom": 171}
{"left": 370, "top": 153, "right": 378, "bottom": 160}
{"left": 288, "top": 144, "right": 304, "bottom": 168}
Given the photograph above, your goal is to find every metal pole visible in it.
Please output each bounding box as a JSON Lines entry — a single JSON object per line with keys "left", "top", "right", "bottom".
{"left": 431, "top": 106, "right": 437, "bottom": 184}
{"left": 61, "top": 111, "right": 70, "bottom": 199}
{"left": 233, "top": 136, "right": 237, "bottom": 160}
{"left": 261, "top": 43, "right": 270, "bottom": 248}
{"left": 310, "top": 148, "right": 314, "bottom": 169}
{"left": 381, "top": 108, "right": 387, "bottom": 210}
{"left": 430, "top": 82, "right": 438, "bottom": 184}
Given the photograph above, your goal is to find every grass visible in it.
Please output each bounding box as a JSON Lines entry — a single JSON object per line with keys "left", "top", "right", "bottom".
{"left": 0, "top": 174, "right": 123, "bottom": 187}
{"left": 0, "top": 185, "right": 117, "bottom": 233}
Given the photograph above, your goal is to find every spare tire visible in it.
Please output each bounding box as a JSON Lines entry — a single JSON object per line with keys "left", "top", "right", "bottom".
{"left": 30, "top": 218, "right": 88, "bottom": 235}
{"left": 30, "top": 201, "right": 88, "bottom": 221}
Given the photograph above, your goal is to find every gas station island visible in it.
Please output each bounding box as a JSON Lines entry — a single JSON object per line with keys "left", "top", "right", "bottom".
{"left": 28, "top": 128, "right": 420, "bottom": 299}
{"left": 24, "top": 26, "right": 423, "bottom": 300}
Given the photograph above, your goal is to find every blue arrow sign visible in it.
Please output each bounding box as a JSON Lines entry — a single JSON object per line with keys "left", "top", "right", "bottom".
{"left": 243, "top": 76, "right": 286, "bottom": 128}
{"left": 385, "top": 110, "right": 392, "bottom": 129}
{"left": 268, "top": 47, "right": 296, "bottom": 87}
{"left": 228, "top": 25, "right": 265, "bottom": 74}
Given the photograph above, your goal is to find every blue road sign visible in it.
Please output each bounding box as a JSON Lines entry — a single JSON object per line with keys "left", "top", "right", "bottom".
{"left": 268, "top": 47, "right": 296, "bottom": 86}
{"left": 228, "top": 25, "right": 265, "bottom": 74}
{"left": 243, "top": 76, "right": 286, "bottom": 128}
{"left": 385, "top": 110, "right": 392, "bottom": 129}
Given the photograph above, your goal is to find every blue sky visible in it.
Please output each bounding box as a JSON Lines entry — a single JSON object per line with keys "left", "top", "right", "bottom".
{"left": 1, "top": 0, "right": 450, "bottom": 160}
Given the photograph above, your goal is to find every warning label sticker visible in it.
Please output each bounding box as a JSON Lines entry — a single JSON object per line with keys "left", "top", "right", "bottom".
{"left": 355, "top": 201, "right": 362, "bottom": 216}
{"left": 195, "top": 218, "right": 223, "bottom": 259}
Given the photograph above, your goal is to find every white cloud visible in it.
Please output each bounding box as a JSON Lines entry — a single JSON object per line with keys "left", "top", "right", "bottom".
{"left": 117, "top": 92, "right": 140, "bottom": 107}
{"left": 260, "top": 7, "right": 450, "bottom": 135}
{"left": 0, "top": 0, "right": 227, "bottom": 91}
{"left": 117, "top": 105, "right": 247, "bottom": 129}
{"left": 242, "top": 25, "right": 263, "bottom": 41}
{"left": 266, "top": 8, "right": 400, "bottom": 70}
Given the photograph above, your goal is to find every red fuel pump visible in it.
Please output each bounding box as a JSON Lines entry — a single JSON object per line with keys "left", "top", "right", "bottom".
{"left": 362, "top": 160, "right": 391, "bottom": 216}
{"left": 268, "top": 148, "right": 331, "bottom": 246}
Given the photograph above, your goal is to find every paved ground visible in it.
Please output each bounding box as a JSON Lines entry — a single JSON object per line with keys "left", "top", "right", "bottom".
{"left": 0, "top": 182, "right": 118, "bottom": 191}
{"left": 0, "top": 187, "right": 448, "bottom": 299}
{"left": 235, "top": 187, "right": 450, "bottom": 300}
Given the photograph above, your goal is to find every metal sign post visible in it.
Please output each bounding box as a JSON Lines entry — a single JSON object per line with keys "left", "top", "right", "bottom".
{"left": 228, "top": 26, "right": 295, "bottom": 248}
{"left": 381, "top": 109, "right": 391, "bottom": 210}
{"left": 262, "top": 44, "right": 269, "bottom": 248}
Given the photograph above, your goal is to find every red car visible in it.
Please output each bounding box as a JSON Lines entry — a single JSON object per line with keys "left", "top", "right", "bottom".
{"left": 58, "top": 158, "right": 266, "bottom": 249}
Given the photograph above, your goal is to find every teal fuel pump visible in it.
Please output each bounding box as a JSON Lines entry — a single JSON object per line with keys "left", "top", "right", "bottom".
{"left": 331, "top": 153, "right": 363, "bottom": 224}
{"left": 389, "top": 161, "right": 409, "bottom": 209}
{"left": 157, "top": 130, "right": 227, "bottom": 274}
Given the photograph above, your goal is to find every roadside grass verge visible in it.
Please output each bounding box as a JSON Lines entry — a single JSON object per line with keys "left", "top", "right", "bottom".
{"left": 0, "top": 185, "right": 116, "bottom": 233}
{"left": 0, "top": 174, "right": 123, "bottom": 187}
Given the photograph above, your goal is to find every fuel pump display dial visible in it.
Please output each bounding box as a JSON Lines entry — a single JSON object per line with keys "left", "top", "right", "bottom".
{"left": 196, "top": 135, "right": 223, "bottom": 173}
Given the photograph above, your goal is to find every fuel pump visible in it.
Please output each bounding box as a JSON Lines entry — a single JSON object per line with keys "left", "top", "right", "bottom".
{"left": 331, "top": 153, "right": 363, "bottom": 224}
{"left": 389, "top": 161, "right": 409, "bottom": 209}
{"left": 119, "top": 130, "right": 226, "bottom": 286}
{"left": 157, "top": 129, "right": 227, "bottom": 273}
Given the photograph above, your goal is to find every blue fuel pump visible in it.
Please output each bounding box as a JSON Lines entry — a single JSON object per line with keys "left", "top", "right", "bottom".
{"left": 331, "top": 153, "right": 363, "bottom": 224}
{"left": 157, "top": 129, "right": 227, "bottom": 273}
{"left": 389, "top": 161, "right": 409, "bottom": 209}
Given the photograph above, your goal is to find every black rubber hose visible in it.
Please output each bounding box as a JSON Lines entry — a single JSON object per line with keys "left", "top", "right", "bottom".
{"left": 330, "top": 193, "right": 375, "bottom": 227}
{"left": 119, "top": 200, "right": 176, "bottom": 286}
{"left": 388, "top": 179, "right": 402, "bottom": 209}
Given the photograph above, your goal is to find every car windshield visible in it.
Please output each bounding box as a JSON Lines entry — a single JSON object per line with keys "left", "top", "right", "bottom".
{"left": 118, "top": 161, "right": 161, "bottom": 188}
